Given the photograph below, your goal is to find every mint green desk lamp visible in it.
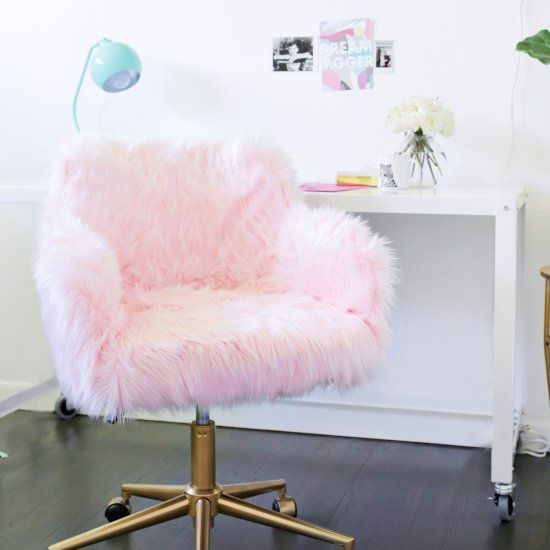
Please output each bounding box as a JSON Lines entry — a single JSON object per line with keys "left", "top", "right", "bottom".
{"left": 73, "top": 38, "right": 141, "bottom": 132}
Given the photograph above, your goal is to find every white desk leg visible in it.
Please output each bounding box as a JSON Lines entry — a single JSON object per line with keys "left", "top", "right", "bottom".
{"left": 492, "top": 202, "right": 520, "bottom": 521}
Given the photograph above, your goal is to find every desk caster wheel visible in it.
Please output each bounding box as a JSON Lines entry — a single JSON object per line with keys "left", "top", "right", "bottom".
{"left": 272, "top": 496, "right": 297, "bottom": 517}
{"left": 105, "top": 497, "right": 131, "bottom": 522}
{"left": 495, "top": 494, "right": 515, "bottom": 522}
{"left": 54, "top": 395, "right": 77, "bottom": 420}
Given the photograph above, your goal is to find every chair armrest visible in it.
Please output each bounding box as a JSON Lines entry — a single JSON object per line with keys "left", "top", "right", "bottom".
{"left": 269, "top": 203, "right": 396, "bottom": 327}
{"left": 34, "top": 213, "right": 125, "bottom": 385}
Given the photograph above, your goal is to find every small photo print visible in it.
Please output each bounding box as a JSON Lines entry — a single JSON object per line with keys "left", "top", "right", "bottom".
{"left": 375, "top": 41, "right": 395, "bottom": 73}
{"left": 272, "top": 36, "right": 314, "bottom": 72}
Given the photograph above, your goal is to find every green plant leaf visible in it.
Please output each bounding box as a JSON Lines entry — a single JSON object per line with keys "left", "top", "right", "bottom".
{"left": 516, "top": 29, "right": 550, "bottom": 65}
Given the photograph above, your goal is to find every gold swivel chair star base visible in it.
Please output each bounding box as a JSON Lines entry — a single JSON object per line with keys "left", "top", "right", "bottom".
{"left": 49, "top": 409, "right": 354, "bottom": 550}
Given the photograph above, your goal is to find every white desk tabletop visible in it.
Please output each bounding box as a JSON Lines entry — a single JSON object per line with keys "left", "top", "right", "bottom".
{"left": 302, "top": 186, "right": 527, "bottom": 216}
{"left": 0, "top": 183, "right": 527, "bottom": 216}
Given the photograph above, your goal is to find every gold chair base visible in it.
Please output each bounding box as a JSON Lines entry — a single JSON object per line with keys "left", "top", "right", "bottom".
{"left": 49, "top": 420, "right": 354, "bottom": 550}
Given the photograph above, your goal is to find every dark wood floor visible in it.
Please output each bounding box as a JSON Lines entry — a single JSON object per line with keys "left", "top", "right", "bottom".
{"left": 0, "top": 411, "right": 548, "bottom": 550}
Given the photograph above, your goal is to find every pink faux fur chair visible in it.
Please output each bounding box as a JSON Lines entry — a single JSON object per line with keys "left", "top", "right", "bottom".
{"left": 36, "top": 136, "right": 395, "bottom": 550}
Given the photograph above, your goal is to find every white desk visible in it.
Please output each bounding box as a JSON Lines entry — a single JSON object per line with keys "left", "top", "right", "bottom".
{"left": 0, "top": 184, "right": 526, "bottom": 514}
{"left": 304, "top": 185, "right": 527, "bottom": 510}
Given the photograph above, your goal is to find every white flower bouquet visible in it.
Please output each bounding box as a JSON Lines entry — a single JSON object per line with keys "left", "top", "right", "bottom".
{"left": 386, "top": 96, "right": 455, "bottom": 185}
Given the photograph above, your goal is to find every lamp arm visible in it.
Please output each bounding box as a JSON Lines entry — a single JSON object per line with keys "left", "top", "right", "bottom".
{"left": 72, "top": 40, "right": 103, "bottom": 133}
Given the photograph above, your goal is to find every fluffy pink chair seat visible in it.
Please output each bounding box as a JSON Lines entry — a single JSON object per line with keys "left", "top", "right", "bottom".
{"left": 35, "top": 136, "right": 395, "bottom": 419}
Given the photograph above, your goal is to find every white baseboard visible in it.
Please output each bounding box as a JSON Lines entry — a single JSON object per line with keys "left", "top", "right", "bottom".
{"left": 134, "top": 399, "right": 492, "bottom": 448}
{"left": 523, "top": 416, "right": 550, "bottom": 441}
{"left": 0, "top": 378, "right": 58, "bottom": 418}
{"left": 7, "top": 380, "right": 494, "bottom": 447}
{"left": 0, "top": 381, "right": 32, "bottom": 402}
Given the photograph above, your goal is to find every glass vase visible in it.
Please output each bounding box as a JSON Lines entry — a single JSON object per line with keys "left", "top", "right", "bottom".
{"left": 400, "top": 130, "right": 446, "bottom": 187}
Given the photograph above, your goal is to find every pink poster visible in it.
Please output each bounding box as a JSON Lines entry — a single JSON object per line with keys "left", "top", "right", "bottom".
{"left": 319, "top": 18, "right": 374, "bottom": 92}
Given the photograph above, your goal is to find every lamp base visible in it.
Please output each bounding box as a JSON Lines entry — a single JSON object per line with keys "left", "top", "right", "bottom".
{"left": 48, "top": 419, "right": 354, "bottom": 549}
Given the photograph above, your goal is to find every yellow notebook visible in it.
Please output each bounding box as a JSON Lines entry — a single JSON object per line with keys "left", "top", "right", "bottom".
{"left": 336, "top": 175, "right": 378, "bottom": 187}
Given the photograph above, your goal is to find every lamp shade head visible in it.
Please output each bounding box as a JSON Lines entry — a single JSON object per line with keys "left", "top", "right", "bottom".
{"left": 89, "top": 39, "right": 141, "bottom": 93}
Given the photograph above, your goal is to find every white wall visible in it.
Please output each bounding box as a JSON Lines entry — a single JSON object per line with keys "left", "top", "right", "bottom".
{"left": 508, "top": 0, "right": 550, "bottom": 438}
{"left": 0, "top": 0, "right": 549, "bottom": 440}
{"left": 0, "top": 200, "right": 54, "bottom": 409}
{"left": 0, "top": 0, "right": 517, "bottom": 183}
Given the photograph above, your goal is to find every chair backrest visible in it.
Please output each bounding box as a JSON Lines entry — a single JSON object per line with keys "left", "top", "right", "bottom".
{"left": 46, "top": 136, "right": 298, "bottom": 291}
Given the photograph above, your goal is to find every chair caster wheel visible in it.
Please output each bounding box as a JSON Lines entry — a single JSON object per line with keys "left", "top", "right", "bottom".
{"left": 54, "top": 395, "right": 77, "bottom": 420}
{"left": 495, "top": 494, "right": 515, "bottom": 522}
{"left": 272, "top": 496, "right": 297, "bottom": 517}
{"left": 105, "top": 497, "right": 131, "bottom": 522}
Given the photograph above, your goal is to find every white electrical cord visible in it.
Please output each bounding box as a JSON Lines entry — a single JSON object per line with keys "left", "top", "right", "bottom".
{"left": 518, "top": 423, "right": 549, "bottom": 457}
{"left": 501, "top": 0, "right": 525, "bottom": 186}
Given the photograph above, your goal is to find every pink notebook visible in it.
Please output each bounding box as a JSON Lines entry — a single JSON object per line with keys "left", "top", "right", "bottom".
{"left": 301, "top": 183, "right": 363, "bottom": 192}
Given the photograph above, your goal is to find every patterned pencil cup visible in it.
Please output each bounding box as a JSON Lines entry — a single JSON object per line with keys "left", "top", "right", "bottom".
{"left": 378, "top": 154, "right": 419, "bottom": 191}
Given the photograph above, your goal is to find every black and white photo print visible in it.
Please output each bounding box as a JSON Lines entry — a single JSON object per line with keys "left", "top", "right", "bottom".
{"left": 272, "top": 37, "right": 314, "bottom": 71}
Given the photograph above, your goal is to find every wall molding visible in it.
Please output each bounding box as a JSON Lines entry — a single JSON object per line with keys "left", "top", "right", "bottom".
{"left": 0, "top": 184, "right": 47, "bottom": 204}
{"left": 0, "top": 378, "right": 57, "bottom": 418}
{"left": 10, "top": 381, "right": 548, "bottom": 449}
{"left": 522, "top": 417, "right": 550, "bottom": 442}
{"left": 9, "top": 377, "right": 494, "bottom": 447}
{"left": 18, "top": 385, "right": 550, "bottom": 449}
{"left": 133, "top": 398, "right": 493, "bottom": 448}
{"left": 279, "top": 396, "right": 492, "bottom": 419}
